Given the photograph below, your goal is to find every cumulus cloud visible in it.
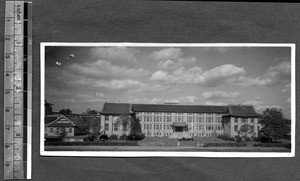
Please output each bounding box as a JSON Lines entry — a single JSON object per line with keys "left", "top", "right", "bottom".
{"left": 235, "top": 61, "right": 291, "bottom": 87}
{"left": 66, "top": 59, "right": 150, "bottom": 80}
{"left": 150, "top": 64, "right": 246, "bottom": 87}
{"left": 202, "top": 91, "right": 241, "bottom": 99}
{"left": 90, "top": 46, "right": 139, "bottom": 62}
{"left": 151, "top": 48, "right": 196, "bottom": 70}
{"left": 157, "top": 57, "right": 196, "bottom": 70}
{"left": 131, "top": 96, "right": 197, "bottom": 105}
{"left": 151, "top": 48, "right": 183, "bottom": 60}
{"left": 244, "top": 100, "right": 281, "bottom": 113}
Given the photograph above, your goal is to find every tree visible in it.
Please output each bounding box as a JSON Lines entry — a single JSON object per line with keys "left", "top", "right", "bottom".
{"left": 238, "top": 124, "right": 254, "bottom": 140}
{"left": 114, "top": 114, "right": 132, "bottom": 135}
{"left": 259, "top": 108, "right": 290, "bottom": 142}
{"left": 81, "top": 108, "right": 101, "bottom": 141}
{"left": 114, "top": 113, "right": 143, "bottom": 137}
{"left": 59, "top": 109, "right": 72, "bottom": 115}
{"left": 82, "top": 108, "right": 98, "bottom": 115}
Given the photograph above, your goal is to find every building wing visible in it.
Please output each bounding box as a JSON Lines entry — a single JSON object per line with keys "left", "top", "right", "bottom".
{"left": 226, "top": 105, "right": 260, "bottom": 117}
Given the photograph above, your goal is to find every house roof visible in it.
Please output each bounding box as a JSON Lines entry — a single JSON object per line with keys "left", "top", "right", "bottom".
{"left": 101, "top": 102, "right": 131, "bottom": 115}
{"left": 132, "top": 104, "right": 226, "bottom": 113}
{"left": 45, "top": 115, "right": 88, "bottom": 128}
{"left": 224, "top": 105, "right": 260, "bottom": 117}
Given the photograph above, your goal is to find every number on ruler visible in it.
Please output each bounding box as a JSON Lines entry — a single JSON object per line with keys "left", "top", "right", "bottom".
{"left": 5, "top": 90, "right": 10, "bottom": 94}
{"left": 5, "top": 36, "right": 10, "bottom": 40}
{"left": 5, "top": 54, "right": 10, "bottom": 58}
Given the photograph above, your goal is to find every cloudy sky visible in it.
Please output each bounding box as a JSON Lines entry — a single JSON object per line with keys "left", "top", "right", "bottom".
{"left": 44, "top": 45, "right": 292, "bottom": 118}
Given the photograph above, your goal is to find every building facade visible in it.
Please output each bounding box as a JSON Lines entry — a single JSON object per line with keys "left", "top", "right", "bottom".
{"left": 100, "top": 103, "right": 255, "bottom": 138}
{"left": 222, "top": 105, "right": 260, "bottom": 138}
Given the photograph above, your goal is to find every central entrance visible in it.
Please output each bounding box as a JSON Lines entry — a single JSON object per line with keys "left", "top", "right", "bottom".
{"left": 171, "top": 122, "right": 189, "bottom": 132}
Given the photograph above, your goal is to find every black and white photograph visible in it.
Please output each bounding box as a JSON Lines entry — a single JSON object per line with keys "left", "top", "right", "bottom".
{"left": 40, "top": 43, "right": 295, "bottom": 157}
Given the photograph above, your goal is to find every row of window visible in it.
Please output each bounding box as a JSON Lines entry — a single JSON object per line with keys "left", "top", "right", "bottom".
{"left": 49, "top": 127, "right": 72, "bottom": 133}
{"left": 234, "top": 125, "right": 255, "bottom": 131}
{"left": 234, "top": 118, "right": 255, "bottom": 124}
{"left": 145, "top": 132, "right": 222, "bottom": 137}
{"left": 137, "top": 112, "right": 222, "bottom": 116}
{"left": 142, "top": 116, "right": 222, "bottom": 123}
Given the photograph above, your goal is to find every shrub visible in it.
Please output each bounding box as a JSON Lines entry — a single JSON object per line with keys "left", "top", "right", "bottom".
{"left": 178, "top": 137, "right": 194, "bottom": 141}
{"left": 119, "top": 134, "right": 127, "bottom": 140}
{"left": 203, "top": 142, "right": 247, "bottom": 147}
{"left": 100, "top": 134, "right": 108, "bottom": 141}
{"left": 218, "top": 134, "right": 235, "bottom": 141}
{"left": 259, "top": 135, "right": 272, "bottom": 143}
{"left": 245, "top": 137, "right": 251, "bottom": 141}
{"left": 126, "top": 133, "right": 145, "bottom": 140}
{"left": 235, "top": 136, "right": 243, "bottom": 142}
{"left": 109, "top": 134, "right": 118, "bottom": 140}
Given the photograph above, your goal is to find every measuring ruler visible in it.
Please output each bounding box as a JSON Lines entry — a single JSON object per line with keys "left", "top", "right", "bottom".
{"left": 4, "top": 1, "right": 32, "bottom": 180}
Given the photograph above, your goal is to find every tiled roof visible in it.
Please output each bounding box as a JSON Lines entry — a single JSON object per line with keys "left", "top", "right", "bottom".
{"left": 45, "top": 115, "right": 59, "bottom": 124}
{"left": 101, "top": 102, "right": 131, "bottom": 115}
{"left": 225, "top": 105, "right": 260, "bottom": 117}
{"left": 45, "top": 115, "right": 88, "bottom": 128}
{"left": 171, "top": 122, "right": 188, "bottom": 127}
{"left": 132, "top": 104, "right": 226, "bottom": 113}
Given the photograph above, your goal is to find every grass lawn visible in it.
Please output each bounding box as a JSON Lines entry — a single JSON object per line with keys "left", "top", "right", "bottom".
{"left": 138, "top": 136, "right": 236, "bottom": 147}
{"left": 44, "top": 137, "right": 291, "bottom": 152}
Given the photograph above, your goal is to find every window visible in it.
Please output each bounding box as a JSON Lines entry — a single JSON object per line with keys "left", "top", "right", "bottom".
{"left": 234, "top": 125, "right": 238, "bottom": 131}
{"left": 105, "top": 115, "right": 109, "bottom": 121}
{"left": 69, "top": 128, "right": 72, "bottom": 133}
{"left": 105, "top": 123, "right": 109, "bottom": 131}
{"left": 242, "top": 118, "right": 247, "bottom": 123}
{"left": 234, "top": 117, "right": 238, "bottom": 123}
{"left": 114, "top": 125, "right": 118, "bottom": 131}
{"left": 50, "top": 128, "right": 53, "bottom": 133}
{"left": 251, "top": 118, "right": 254, "bottom": 123}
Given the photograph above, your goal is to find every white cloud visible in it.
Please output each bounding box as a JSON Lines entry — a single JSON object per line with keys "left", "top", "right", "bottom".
{"left": 200, "top": 64, "right": 246, "bottom": 87}
{"left": 90, "top": 47, "right": 139, "bottom": 62}
{"left": 131, "top": 96, "right": 197, "bottom": 105}
{"left": 202, "top": 91, "right": 241, "bottom": 99}
{"left": 151, "top": 48, "right": 183, "bottom": 60}
{"left": 67, "top": 59, "right": 150, "bottom": 80}
{"left": 157, "top": 57, "right": 196, "bottom": 70}
{"left": 244, "top": 100, "right": 281, "bottom": 113}
{"left": 235, "top": 61, "right": 291, "bottom": 87}
{"left": 150, "top": 64, "right": 245, "bottom": 87}
{"left": 186, "top": 96, "right": 197, "bottom": 103}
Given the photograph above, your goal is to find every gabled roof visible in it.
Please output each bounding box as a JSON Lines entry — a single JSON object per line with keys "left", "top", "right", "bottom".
{"left": 224, "top": 105, "right": 260, "bottom": 117}
{"left": 101, "top": 102, "right": 131, "bottom": 115}
{"left": 45, "top": 115, "right": 88, "bottom": 128}
{"left": 132, "top": 104, "right": 226, "bottom": 113}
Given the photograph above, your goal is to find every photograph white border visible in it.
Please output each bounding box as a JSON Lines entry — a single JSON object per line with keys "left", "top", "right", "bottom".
{"left": 40, "top": 43, "right": 296, "bottom": 157}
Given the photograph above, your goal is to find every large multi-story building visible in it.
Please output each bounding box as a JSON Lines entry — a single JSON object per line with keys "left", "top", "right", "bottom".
{"left": 100, "top": 102, "right": 260, "bottom": 138}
